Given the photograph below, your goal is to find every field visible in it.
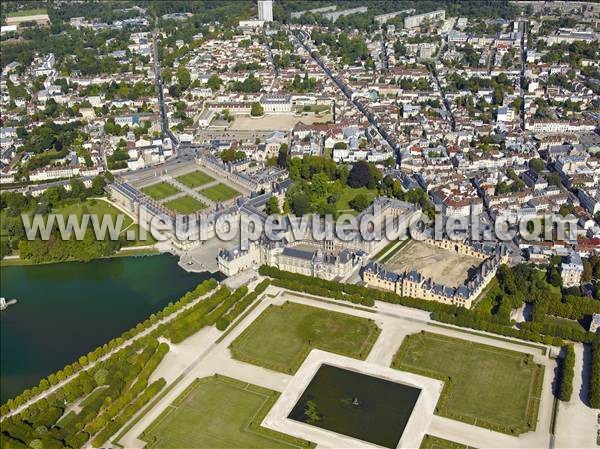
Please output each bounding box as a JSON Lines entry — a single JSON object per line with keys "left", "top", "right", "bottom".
{"left": 164, "top": 196, "right": 207, "bottom": 214}
{"left": 140, "top": 376, "right": 313, "bottom": 449}
{"left": 392, "top": 332, "right": 544, "bottom": 434}
{"left": 385, "top": 240, "right": 481, "bottom": 288}
{"left": 176, "top": 170, "right": 214, "bottom": 188}
{"left": 334, "top": 186, "right": 378, "bottom": 214}
{"left": 419, "top": 435, "right": 472, "bottom": 449}
{"left": 230, "top": 301, "right": 381, "bottom": 374}
{"left": 55, "top": 200, "right": 156, "bottom": 247}
{"left": 201, "top": 183, "right": 240, "bottom": 202}
{"left": 141, "top": 182, "right": 179, "bottom": 200}
{"left": 7, "top": 8, "right": 47, "bottom": 17}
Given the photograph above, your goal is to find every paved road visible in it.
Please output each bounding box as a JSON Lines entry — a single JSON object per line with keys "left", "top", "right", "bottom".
{"left": 287, "top": 27, "right": 402, "bottom": 163}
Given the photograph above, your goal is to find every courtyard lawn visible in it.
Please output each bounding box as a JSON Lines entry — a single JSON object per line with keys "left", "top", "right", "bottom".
{"left": 141, "top": 182, "right": 179, "bottom": 201}
{"left": 164, "top": 196, "right": 207, "bottom": 214}
{"left": 201, "top": 183, "right": 240, "bottom": 202}
{"left": 140, "top": 375, "right": 314, "bottom": 449}
{"left": 230, "top": 302, "right": 381, "bottom": 374}
{"left": 176, "top": 170, "right": 214, "bottom": 189}
{"left": 392, "top": 332, "right": 544, "bottom": 435}
{"left": 334, "top": 186, "right": 378, "bottom": 214}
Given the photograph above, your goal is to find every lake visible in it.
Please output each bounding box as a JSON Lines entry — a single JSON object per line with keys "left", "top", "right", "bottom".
{"left": 0, "top": 254, "right": 217, "bottom": 404}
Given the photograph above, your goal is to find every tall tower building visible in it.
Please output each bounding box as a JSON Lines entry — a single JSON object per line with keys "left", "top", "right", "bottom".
{"left": 258, "top": 0, "right": 273, "bottom": 22}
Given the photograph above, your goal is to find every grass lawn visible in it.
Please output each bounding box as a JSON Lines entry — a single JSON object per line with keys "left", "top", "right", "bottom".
{"left": 544, "top": 315, "right": 585, "bottom": 332}
{"left": 419, "top": 435, "right": 473, "bottom": 449}
{"left": 230, "top": 302, "right": 380, "bottom": 374}
{"left": 140, "top": 375, "right": 313, "bottom": 449}
{"left": 176, "top": 170, "right": 214, "bottom": 189}
{"left": 55, "top": 199, "right": 156, "bottom": 247}
{"left": 201, "top": 183, "right": 240, "bottom": 202}
{"left": 164, "top": 196, "right": 207, "bottom": 214}
{"left": 141, "top": 182, "right": 179, "bottom": 200}
{"left": 334, "top": 186, "right": 377, "bottom": 214}
{"left": 392, "top": 332, "right": 544, "bottom": 435}
{"left": 55, "top": 199, "right": 132, "bottom": 226}
{"left": 378, "top": 238, "right": 410, "bottom": 264}
{"left": 7, "top": 8, "right": 47, "bottom": 17}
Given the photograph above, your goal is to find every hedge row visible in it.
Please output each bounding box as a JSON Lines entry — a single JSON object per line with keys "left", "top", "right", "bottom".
{"left": 259, "top": 266, "right": 598, "bottom": 346}
{"left": 91, "top": 378, "right": 166, "bottom": 447}
{"left": 0, "top": 279, "right": 218, "bottom": 416}
{"left": 216, "top": 280, "right": 270, "bottom": 331}
{"left": 590, "top": 339, "right": 600, "bottom": 409}
{"left": 84, "top": 342, "right": 168, "bottom": 435}
{"left": 205, "top": 286, "right": 248, "bottom": 325}
{"left": 558, "top": 344, "right": 575, "bottom": 402}
{"left": 163, "top": 287, "right": 230, "bottom": 343}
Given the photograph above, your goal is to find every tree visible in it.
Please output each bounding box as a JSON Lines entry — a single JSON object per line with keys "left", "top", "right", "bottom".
{"left": 206, "top": 74, "right": 223, "bottom": 91}
{"left": 277, "top": 144, "right": 289, "bottom": 168}
{"left": 347, "top": 160, "right": 371, "bottom": 188}
{"left": 290, "top": 191, "right": 311, "bottom": 216}
{"left": 265, "top": 196, "right": 280, "bottom": 215}
{"left": 349, "top": 193, "right": 370, "bottom": 212}
{"left": 250, "top": 102, "right": 264, "bottom": 117}
{"left": 529, "top": 158, "right": 545, "bottom": 173}
{"left": 546, "top": 172, "right": 562, "bottom": 188}
{"left": 176, "top": 66, "right": 191, "bottom": 91}
{"left": 91, "top": 176, "right": 106, "bottom": 196}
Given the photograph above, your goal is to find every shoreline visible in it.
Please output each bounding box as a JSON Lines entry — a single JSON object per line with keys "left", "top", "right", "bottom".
{"left": 0, "top": 247, "right": 162, "bottom": 268}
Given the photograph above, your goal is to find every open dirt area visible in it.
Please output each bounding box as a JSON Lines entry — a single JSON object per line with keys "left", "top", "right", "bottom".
{"left": 384, "top": 240, "right": 481, "bottom": 288}
{"left": 230, "top": 113, "right": 332, "bottom": 131}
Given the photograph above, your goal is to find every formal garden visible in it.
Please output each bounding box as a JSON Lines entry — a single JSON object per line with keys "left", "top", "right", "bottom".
{"left": 229, "top": 302, "right": 380, "bottom": 374}
{"left": 392, "top": 331, "right": 544, "bottom": 435}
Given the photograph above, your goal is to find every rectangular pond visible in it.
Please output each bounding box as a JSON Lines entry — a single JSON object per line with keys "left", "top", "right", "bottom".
{"left": 288, "top": 364, "right": 421, "bottom": 448}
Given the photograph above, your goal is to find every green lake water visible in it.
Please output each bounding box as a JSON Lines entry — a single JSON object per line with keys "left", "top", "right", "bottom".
{"left": 289, "top": 364, "right": 421, "bottom": 448}
{"left": 0, "top": 254, "right": 217, "bottom": 404}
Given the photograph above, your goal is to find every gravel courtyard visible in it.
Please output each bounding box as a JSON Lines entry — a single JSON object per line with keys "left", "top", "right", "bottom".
{"left": 384, "top": 240, "right": 482, "bottom": 288}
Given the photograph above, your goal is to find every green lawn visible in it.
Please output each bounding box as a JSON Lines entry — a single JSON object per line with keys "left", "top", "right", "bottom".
{"left": 55, "top": 199, "right": 132, "bottom": 226}
{"left": 176, "top": 170, "right": 214, "bottom": 189}
{"left": 334, "top": 186, "right": 377, "bottom": 213}
{"left": 7, "top": 8, "right": 47, "bottom": 17}
{"left": 392, "top": 332, "right": 544, "bottom": 435}
{"left": 140, "top": 375, "right": 314, "bottom": 449}
{"left": 55, "top": 199, "right": 156, "bottom": 247}
{"left": 419, "top": 435, "right": 473, "bottom": 449}
{"left": 544, "top": 315, "right": 585, "bottom": 332}
{"left": 141, "top": 182, "right": 180, "bottom": 200}
{"left": 200, "top": 183, "right": 240, "bottom": 202}
{"left": 230, "top": 302, "right": 381, "bottom": 374}
{"left": 164, "top": 196, "right": 207, "bottom": 214}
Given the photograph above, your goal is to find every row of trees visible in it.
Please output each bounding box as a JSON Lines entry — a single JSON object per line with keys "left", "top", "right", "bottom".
{"left": 1, "top": 336, "right": 168, "bottom": 449}
{"left": 591, "top": 339, "right": 600, "bottom": 409}
{"left": 259, "top": 263, "right": 599, "bottom": 345}
{"left": 216, "top": 280, "right": 270, "bottom": 331}
{"left": 0, "top": 279, "right": 218, "bottom": 416}
{"left": 557, "top": 344, "right": 575, "bottom": 402}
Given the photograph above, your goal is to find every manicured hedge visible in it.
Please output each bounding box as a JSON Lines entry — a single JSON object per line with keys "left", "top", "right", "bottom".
{"left": 259, "top": 265, "right": 597, "bottom": 346}
{"left": 0, "top": 279, "right": 218, "bottom": 416}
{"left": 216, "top": 280, "right": 270, "bottom": 331}
{"left": 590, "top": 339, "right": 600, "bottom": 409}
{"left": 558, "top": 344, "right": 575, "bottom": 402}
{"left": 91, "top": 378, "right": 166, "bottom": 447}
